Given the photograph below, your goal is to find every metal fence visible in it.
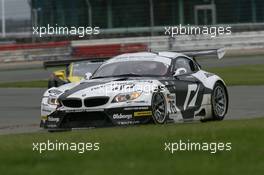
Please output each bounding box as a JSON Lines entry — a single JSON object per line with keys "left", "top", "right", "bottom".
{"left": 31, "top": 0, "right": 264, "bottom": 26}
{"left": 1, "top": 0, "right": 264, "bottom": 40}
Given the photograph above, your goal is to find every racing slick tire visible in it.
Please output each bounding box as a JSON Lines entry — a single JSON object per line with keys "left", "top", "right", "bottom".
{"left": 211, "top": 82, "right": 228, "bottom": 121}
{"left": 151, "top": 92, "right": 168, "bottom": 124}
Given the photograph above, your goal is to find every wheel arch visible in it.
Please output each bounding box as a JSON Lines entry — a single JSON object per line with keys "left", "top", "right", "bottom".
{"left": 215, "top": 80, "right": 229, "bottom": 102}
{"left": 213, "top": 80, "right": 229, "bottom": 115}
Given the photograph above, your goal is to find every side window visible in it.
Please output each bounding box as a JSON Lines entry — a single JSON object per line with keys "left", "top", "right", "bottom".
{"left": 174, "top": 57, "right": 193, "bottom": 74}
{"left": 189, "top": 59, "right": 199, "bottom": 72}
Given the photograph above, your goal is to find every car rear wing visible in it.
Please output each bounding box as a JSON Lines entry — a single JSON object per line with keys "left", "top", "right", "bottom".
{"left": 43, "top": 57, "right": 109, "bottom": 69}
{"left": 174, "top": 48, "right": 226, "bottom": 59}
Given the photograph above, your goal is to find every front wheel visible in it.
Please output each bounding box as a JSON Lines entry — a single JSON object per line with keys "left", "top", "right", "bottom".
{"left": 211, "top": 82, "right": 228, "bottom": 120}
{"left": 151, "top": 92, "right": 167, "bottom": 124}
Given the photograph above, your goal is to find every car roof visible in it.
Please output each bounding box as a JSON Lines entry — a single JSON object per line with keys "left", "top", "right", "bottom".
{"left": 105, "top": 51, "right": 191, "bottom": 65}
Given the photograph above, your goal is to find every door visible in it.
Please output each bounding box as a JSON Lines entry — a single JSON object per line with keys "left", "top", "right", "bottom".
{"left": 171, "top": 57, "right": 204, "bottom": 119}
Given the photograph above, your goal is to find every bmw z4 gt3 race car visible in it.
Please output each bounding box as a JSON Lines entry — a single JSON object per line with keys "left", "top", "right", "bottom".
{"left": 41, "top": 49, "right": 228, "bottom": 130}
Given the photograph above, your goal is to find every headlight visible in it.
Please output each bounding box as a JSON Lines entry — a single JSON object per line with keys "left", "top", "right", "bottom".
{"left": 112, "top": 91, "right": 142, "bottom": 103}
{"left": 47, "top": 97, "right": 59, "bottom": 105}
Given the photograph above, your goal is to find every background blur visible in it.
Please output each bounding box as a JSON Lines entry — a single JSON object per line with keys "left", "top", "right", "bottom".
{"left": 2, "top": 0, "right": 264, "bottom": 37}
{"left": 0, "top": 0, "right": 264, "bottom": 63}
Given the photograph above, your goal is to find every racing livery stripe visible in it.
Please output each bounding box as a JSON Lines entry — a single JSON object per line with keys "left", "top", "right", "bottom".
{"left": 58, "top": 79, "right": 114, "bottom": 100}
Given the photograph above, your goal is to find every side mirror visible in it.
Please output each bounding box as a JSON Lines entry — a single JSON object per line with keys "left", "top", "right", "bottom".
{"left": 173, "top": 68, "right": 187, "bottom": 77}
{"left": 84, "top": 72, "right": 92, "bottom": 80}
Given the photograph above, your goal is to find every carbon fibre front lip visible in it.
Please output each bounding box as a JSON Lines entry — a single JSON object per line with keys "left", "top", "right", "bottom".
{"left": 42, "top": 106, "right": 152, "bottom": 129}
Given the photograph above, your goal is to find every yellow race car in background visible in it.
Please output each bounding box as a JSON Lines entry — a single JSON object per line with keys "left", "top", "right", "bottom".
{"left": 46, "top": 60, "right": 103, "bottom": 88}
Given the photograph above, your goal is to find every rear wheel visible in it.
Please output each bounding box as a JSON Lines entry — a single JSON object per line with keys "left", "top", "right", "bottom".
{"left": 212, "top": 82, "right": 228, "bottom": 120}
{"left": 151, "top": 92, "right": 167, "bottom": 124}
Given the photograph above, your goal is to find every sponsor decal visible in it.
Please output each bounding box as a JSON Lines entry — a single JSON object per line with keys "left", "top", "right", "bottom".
{"left": 127, "top": 100, "right": 147, "bottom": 104}
{"left": 134, "top": 111, "right": 152, "bottom": 117}
{"left": 48, "top": 117, "right": 60, "bottom": 122}
{"left": 47, "top": 124, "right": 58, "bottom": 128}
{"left": 90, "top": 82, "right": 134, "bottom": 91}
{"left": 113, "top": 113, "right": 133, "bottom": 120}
{"left": 117, "top": 121, "right": 140, "bottom": 125}
{"left": 139, "top": 80, "right": 153, "bottom": 83}
{"left": 48, "top": 89, "right": 63, "bottom": 95}
{"left": 124, "top": 106, "right": 149, "bottom": 111}
{"left": 91, "top": 84, "right": 108, "bottom": 91}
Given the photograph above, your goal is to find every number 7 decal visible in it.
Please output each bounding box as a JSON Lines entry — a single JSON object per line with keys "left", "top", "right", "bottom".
{"left": 183, "top": 84, "right": 199, "bottom": 110}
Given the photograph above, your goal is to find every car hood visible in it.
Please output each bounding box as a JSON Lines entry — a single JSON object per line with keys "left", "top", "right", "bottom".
{"left": 57, "top": 77, "right": 160, "bottom": 100}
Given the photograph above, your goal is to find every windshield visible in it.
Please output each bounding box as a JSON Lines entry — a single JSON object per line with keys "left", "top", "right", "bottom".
{"left": 92, "top": 61, "right": 170, "bottom": 78}
{"left": 72, "top": 62, "right": 102, "bottom": 77}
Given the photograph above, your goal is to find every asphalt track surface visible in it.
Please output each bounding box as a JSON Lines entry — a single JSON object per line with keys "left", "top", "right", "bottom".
{"left": 0, "top": 86, "right": 264, "bottom": 135}
{"left": 0, "top": 55, "right": 264, "bottom": 134}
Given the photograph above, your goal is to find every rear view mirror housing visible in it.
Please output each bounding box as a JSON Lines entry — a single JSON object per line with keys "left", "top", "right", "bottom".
{"left": 173, "top": 68, "right": 187, "bottom": 77}
{"left": 84, "top": 72, "right": 92, "bottom": 80}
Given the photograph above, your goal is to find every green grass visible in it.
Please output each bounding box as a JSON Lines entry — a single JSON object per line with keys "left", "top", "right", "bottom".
{"left": 0, "top": 118, "right": 264, "bottom": 175}
{"left": 207, "top": 64, "right": 264, "bottom": 86}
{"left": 0, "top": 80, "right": 48, "bottom": 88}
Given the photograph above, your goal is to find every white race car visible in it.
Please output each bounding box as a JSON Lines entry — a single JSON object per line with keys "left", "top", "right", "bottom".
{"left": 41, "top": 49, "right": 228, "bottom": 130}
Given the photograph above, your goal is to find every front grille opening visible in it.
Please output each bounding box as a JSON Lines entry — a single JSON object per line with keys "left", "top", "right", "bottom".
{"left": 61, "top": 112, "right": 113, "bottom": 128}
{"left": 84, "top": 97, "right": 109, "bottom": 107}
{"left": 61, "top": 98, "right": 82, "bottom": 108}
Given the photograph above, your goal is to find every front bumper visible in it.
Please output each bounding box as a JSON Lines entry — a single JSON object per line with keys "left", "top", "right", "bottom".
{"left": 41, "top": 106, "right": 153, "bottom": 129}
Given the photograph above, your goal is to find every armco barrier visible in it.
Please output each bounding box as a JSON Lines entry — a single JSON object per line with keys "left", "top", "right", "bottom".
{"left": 72, "top": 43, "right": 148, "bottom": 58}
{"left": 72, "top": 31, "right": 264, "bottom": 56}
{"left": 0, "top": 41, "right": 71, "bottom": 63}
{"left": 1, "top": 30, "right": 264, "bottom": 63}
{"left": 0, "top": 41, "right": 148, "bottom": 63}
{"left": 0, "top": 41, "right": 70, "bottom": 51}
